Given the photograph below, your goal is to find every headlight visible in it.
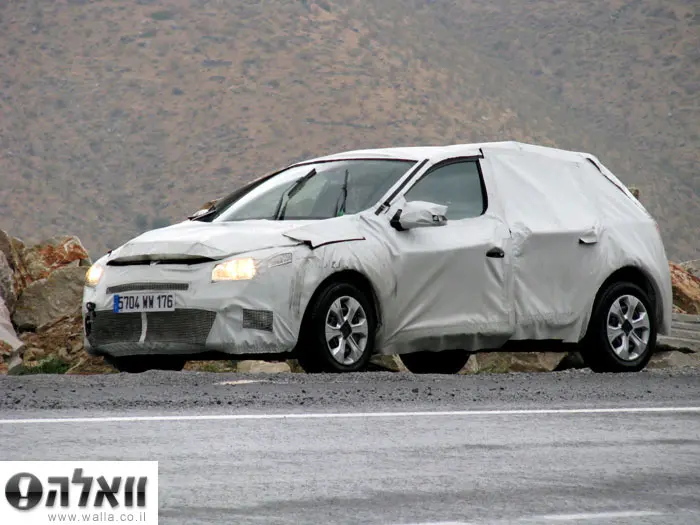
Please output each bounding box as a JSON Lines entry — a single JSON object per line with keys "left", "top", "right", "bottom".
{"left": 266, "top": 252, "right": 293, "bottom": 268}
{"left": 85, "top": 263, "right": 104, "bottom": 287}
{"left": 212, "top": 258, "right": 257, "bottom": 281}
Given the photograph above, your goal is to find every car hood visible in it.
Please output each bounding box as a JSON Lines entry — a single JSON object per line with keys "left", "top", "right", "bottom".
{"left": 107, "top": 218, "right": 365, "bottom": 263}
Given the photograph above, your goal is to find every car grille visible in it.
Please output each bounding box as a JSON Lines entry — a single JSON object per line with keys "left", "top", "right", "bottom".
{"left": 242, "top": 308, "right": 274, "bottom": 332}
{"left": 145, "top": 310, "right": 217, "bottom": 344}
{"left": 106, "top": 282, "right": 189, "bottom": 294}
{"left": 88, "top": 309, "right": 216, "bottom": 347}
{"left": 88, "top": 312, "right": 142, "bottom": 346}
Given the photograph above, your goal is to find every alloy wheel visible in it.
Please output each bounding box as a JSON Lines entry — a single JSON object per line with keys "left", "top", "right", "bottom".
{"left": 324, "top": 295, "right": 369, "bottom": 366}
{"left": 606, "top": 294, "right": 650, "bottom": 361}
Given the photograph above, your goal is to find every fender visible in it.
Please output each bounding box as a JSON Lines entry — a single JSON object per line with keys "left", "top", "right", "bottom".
{"left": 283, "top": 216, "right": 365, "bottom": 249}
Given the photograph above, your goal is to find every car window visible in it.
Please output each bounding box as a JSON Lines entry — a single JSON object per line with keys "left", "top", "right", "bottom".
{"left": 403, "top": 160, "right": 485, "bottom": 220}
{"left": 213, "top": 159, "right": 415, "bottom": 222}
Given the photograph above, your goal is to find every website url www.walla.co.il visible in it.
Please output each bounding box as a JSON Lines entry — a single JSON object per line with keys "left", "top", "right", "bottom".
{"left": 47, "top": 512, "right": 149, "bottom": 523}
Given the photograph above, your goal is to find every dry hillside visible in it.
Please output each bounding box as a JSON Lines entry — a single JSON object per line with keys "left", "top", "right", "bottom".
{"left": 0, "top": 0, "right": 698, "bottom": 259}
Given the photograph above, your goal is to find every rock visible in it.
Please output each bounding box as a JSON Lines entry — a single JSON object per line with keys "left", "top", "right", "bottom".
{"left": 16, "top": 310, "right": 86, "bottom": 369}
{"left": 184, "top": 360, "right": 238, "bottom": 372}
{"left": 0, "top": 230, "right": 13, "bottom": 269}
{"left": 12, "top": 266, "right": 86, "bottom": 331}
{"left": 6, "top": 236, "right": 26, "bottom": 297}
{"left": 286, "top": 359, "right": 305, "bottom": 373}
{"left": 669, "top": 262, "right": 700, "bottom": 314}
{"left": 65, "top": 356, "right": 114, "bottom": 375}
{"left": 234, "top": 360, "right": 291, "bottom": 373}
{"left": 0, "top": 341, "right": 12, "bottom": 374}
{"left": 368, "top": 354, "right": 408, "bottom": 372}
{"left": 554, "top": 351, "right": 587, "bottom": 370}
{"left": 0, "top": 297, "right": 22, "bottom": 350}
{"left": 18, "top": 235, "right": 91, "bottom": 285}
{"left": 5, "top": 345, "right": 26, "bottom": 375}
{"left": 648, "top": 350, "right": 700, "bottom": 369}
{"left": 681, "top": 259, "right": 700, "bottom": 279}
{"left": 464, "top": 352, "right": 568, "bottom": 373}
{"left": 0, "top": 252, "right": 17, "bottom": 311}
{"left": 19, "top": 346, "right": 46, "bottom": 365}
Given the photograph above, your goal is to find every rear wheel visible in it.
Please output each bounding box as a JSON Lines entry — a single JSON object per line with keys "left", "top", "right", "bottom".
{"left": 297, "top": 282, "right": 376, "bottom": 373}
{"left": 400, "top": 349, "right": 471, "bottom": 374}
{"left": 106, "top": 356, "right": 186, "bottom": 373}
{"left": 581, "top": 281, "right": 656, "bottom": 373}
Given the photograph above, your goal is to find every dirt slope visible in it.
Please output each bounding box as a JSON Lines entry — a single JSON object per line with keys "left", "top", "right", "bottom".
{"left": 0, "top": 0, "right": 697, "bottom": 259}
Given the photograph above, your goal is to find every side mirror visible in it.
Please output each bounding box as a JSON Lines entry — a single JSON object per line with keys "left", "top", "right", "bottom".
{"left": 390, "top": 200, "right": 448, "bottom": 231}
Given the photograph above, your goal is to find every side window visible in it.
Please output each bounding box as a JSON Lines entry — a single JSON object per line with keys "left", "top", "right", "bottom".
{"left": 403, "top": 161, "right": 485, "bottom": 220}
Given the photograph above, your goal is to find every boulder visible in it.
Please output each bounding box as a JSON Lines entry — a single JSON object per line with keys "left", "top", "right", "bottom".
{"left": 12, "top": 266, "right": 87, "bottom": 331}
{"left": 368, "top": 354, "right": 409, "bottom": 372}
{"left": 673, "top": 304, "right": 687, "bottom": 314}
{"left": 286, "top": 359, "right": 305, "bottom": 373}
{"left": 648, "top": 350, "right": 700, "bottom": 369}
{"left": 184, "top": 360, "right": 238, "bottom": 373}
{"left": 1, "top": 343, "right": 25, "bottom": 375}
{"left": 0, "top": 297, "right": 22, "bottom": 350}
{"left": 669, "top": 262, "right": 700, "bottom": 315}
{"left": 234, "top": 360, "right": 291, "bottom": 373}
{"left": 4, "top": 235, "right": 27, "bottom": 297}
{"left": 65, "top": 356, "right": 114, "bottom": 375}
{"left": 0, "top": 252, "right": 16, "bottom": 312}
{"left": 18, "top": 235, "right": 91, "bottom": 285}
{"left": 681, "top": 259, "right": 700, "bottom": 279}
{"left": 464, "top": 352, "right": 570, "bottom": 373}
{"left": 0, "top": 230, "right": 13, "bottom": 269}
{"left": 17, "top": 310, "right": 88, "bottom": 370}
{"left": 1, "top": 297, "right": 25, "bottom": 375}
{"left": 0, "top": 341, "right": 12, "bottom": 374}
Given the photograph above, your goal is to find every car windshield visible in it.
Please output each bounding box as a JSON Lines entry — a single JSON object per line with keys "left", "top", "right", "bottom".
{"left": 212, "top": 159, "right": 416, "bottom": 222}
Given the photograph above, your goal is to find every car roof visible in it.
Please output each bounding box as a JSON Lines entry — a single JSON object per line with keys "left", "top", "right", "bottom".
{"left": 303, "top": 140, "right": 593, "bottom": 164}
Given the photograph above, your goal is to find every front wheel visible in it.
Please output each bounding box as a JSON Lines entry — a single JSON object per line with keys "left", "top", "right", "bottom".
{"left": 581, "top": 281, "right": 656, "bottom": 373}
{"left": 297, "top": 282, "right": 376, "bottom": 373}
{"left": 400, "top": 349, "right": 471, "bottom": 374}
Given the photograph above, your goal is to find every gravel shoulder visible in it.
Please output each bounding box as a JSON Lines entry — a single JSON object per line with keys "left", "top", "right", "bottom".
{"left": 1, "top": 367, "right": 699, "bottom": 415}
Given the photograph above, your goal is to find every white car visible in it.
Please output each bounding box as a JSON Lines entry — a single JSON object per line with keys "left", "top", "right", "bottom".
{"left": 83, "top": 141, "right": 673, "bottom": 374}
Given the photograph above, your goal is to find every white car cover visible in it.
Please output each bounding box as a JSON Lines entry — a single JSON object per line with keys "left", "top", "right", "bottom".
{"left": 84, "top": 141, "right": 673, "bottom": 358}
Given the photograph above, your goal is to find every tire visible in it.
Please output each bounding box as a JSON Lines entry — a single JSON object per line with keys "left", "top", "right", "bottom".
{"left": 400, "top": 349, "right": 471, "bottom": 374}
{"left": 297, "top": 282, "right": 376, "bottom": 373}
{"left": 581, "top": 281, "right": 657, "bottom": 373}
{"left": 106, "top": 356, "right": 186, "bottom": 373}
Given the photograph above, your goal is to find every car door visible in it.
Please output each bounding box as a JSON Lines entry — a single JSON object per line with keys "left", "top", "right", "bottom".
{"left": 483, "top": 148, "right": 605, "bottom": 341}
{"left": 379, "top": 157, "right": 514, "bottom": 353}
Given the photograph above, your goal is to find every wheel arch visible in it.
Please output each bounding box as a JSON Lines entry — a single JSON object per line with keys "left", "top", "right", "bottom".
{"left": 591, "top": 265, "right": 660, "bottom": 323}
{"left": 300, "top": 269, "right": 382, "bottom": 330}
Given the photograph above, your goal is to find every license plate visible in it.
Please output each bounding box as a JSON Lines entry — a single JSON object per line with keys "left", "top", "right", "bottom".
{"left": 113, "top": 293, "right": 175, "bottom": 313}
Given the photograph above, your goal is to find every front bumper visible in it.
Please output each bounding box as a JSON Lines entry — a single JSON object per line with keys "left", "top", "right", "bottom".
{"left": 82, "top": 256, "right": 301, "bottom": 358}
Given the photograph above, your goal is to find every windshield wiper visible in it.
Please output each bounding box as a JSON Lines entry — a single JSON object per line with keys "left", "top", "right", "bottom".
{"left": 334, "top": 169, "right": 350, "bottom": 216}
{"left": 273, "top": 168, "right": 317, "bottom": 220}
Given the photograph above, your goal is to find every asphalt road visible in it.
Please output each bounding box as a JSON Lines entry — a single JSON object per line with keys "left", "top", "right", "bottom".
{"left": 1, "top": 368, "right": 700, "bottom": 524}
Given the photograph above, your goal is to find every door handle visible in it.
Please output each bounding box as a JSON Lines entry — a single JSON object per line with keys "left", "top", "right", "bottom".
{"left": 578, "top": 232, "right": 598, "bottom": 245}
{"left": 486, "top": 247, "right": 505, "bottom": 258}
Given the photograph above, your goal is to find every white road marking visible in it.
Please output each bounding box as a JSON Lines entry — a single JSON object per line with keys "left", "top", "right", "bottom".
{"left": 216, "top": 379, "right": 266, "bottom": 385}
{"left": 394, "top": 510, "right": 665, "bottom": 525}
{"left": 0, "top": 406, "right": 698, "bottom": 425}
{"left": 394, "top": 522, "right": 472, "bottom": 525}
{"left": 532, "top": 510, "right": 664, "bottom": 521}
